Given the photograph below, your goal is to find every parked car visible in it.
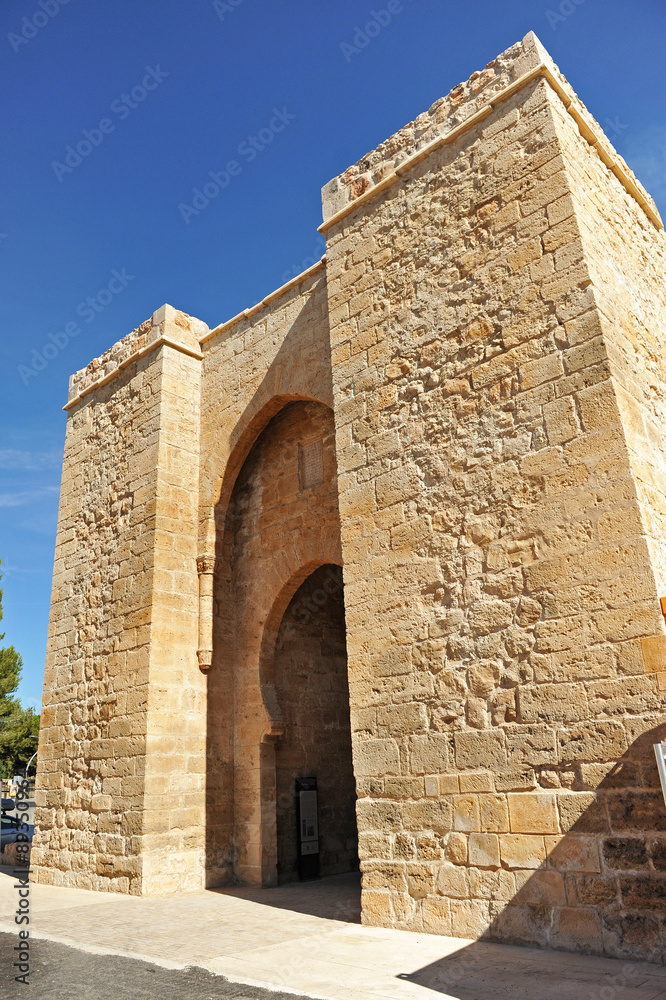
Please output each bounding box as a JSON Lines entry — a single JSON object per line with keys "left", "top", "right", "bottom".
{"left": 1, "top": 813, "right": 34, "bottom": 851}
{"left": 1, "top": 798, "right": 15, "bottom": 813}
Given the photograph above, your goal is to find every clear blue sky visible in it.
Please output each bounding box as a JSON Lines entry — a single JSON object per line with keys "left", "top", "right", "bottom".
{"left": 1, "top": 0, "right": 664, "bottom": 710}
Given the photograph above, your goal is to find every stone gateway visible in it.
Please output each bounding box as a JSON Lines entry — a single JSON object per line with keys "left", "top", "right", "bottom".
{"left": 32, "top": 33, "right": 666, "bottom": 962}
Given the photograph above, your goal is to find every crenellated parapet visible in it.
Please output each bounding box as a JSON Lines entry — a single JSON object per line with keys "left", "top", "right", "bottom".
{"left": 66, "top": 304, "right": 208, "bottom": 410}
{"left": 321, "top": 31, "right": 661, "bottom": 231}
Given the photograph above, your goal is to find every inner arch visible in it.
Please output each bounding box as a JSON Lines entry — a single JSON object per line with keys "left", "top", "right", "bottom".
{"left": 272, "top": 564, "right": 358, "bottom": 883}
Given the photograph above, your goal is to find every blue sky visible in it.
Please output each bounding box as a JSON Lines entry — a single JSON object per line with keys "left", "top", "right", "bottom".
{"left": 1, "top": 0, "right": 664, "bottom": 709}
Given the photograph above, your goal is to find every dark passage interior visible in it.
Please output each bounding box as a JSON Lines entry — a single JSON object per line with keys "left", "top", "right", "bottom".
{"left": 273, "top": 564, "right": 358, "bottom": 883}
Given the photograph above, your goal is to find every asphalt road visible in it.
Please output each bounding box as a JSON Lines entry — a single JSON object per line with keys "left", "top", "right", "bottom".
{"left": 0, "top": 933, "right": 315, "bottom": 1000}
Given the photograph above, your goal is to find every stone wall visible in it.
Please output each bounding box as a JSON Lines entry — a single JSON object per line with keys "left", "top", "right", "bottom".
{"left": 33, "top": 29, "right": 666, "bottom": 961}
{"left": 321, "top": 34, "right": 666, "bottom": 958}
{"left": 32, "top": 306, "right": 206, "bottom": 894}
{"left": 197, "top": 268, "right": 340, "bottom": 888}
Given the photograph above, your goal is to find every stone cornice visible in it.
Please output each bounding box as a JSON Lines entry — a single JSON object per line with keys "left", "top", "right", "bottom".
{"left": 63, "top": 334, "right": 204, "bottom": 411}
{"left": 199, "top": 257, "right": 326, "bottom": 346}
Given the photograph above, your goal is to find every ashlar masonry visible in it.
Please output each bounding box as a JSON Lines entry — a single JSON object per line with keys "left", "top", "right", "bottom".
{"left": 32, "top": 33, "right": 666, "bottom": 962}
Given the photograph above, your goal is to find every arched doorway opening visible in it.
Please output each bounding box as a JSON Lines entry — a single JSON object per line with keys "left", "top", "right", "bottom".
{"left": 271, "top": 564, "right": 358, "bottom": 884}
{"left": 207, "top": 398, "right": 358, "bottom": 889}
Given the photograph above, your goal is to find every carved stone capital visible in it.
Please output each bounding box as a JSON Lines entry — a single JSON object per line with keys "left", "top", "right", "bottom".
{"left": 196, "top": 556, "right": 215, "bottom": 575}
{"left": 261, "top": 721, "right": 285, "bottom": 744}
{"left": 197, "top": 649, "right": 213, "bottom": 671}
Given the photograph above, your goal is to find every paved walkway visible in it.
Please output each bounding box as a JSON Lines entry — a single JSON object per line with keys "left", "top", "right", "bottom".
{"left": 1, "top": 868, "right": 666, "bottom": 1000}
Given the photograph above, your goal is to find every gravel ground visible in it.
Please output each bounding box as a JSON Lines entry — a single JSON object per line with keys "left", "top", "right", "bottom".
{"left": 0, "top": 932, "right": 315, "bottom": 1000}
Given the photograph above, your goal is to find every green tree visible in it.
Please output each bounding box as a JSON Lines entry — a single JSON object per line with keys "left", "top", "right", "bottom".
{"left": 0, "top": 561, "right": 39, "bottom": 777}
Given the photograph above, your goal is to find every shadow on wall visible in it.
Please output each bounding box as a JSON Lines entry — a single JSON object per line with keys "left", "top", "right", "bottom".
{"left": 402, "top": 722, "right": 666, "bottom": 995}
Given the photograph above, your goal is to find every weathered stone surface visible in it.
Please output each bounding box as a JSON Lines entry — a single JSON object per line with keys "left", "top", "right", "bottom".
{"left": 32, "top": 30, "right": 666, "bottom": 965}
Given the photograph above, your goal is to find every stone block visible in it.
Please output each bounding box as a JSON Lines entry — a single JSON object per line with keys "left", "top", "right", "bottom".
{"left": 375, "top": 465, "right": 422, "bottom": 508}
{"left": 468, "top": 833, "right": 500, "bottom": 868}
{"left": 550, "top": 907, "right": 603, "bottom": 955}
{"left": 618, "top": 873, "right": 666, "bottom": 909}
{"left": 557, "top": 793, "right": 608, "bottom": 834}
{"left": 545, "top": 835, "right": 601, "bottom": 873}
{"left": 356, "top": 799, "right": 403, "bottom": 833}
{"left": 602, "top": 836, "right": 649, "bottom": 871}
{"left": 406, "top": 862, "right": 437, "bottom": 898}
{"left": 518, "top": 683, "right": 587, "bottom": 724}
{"left": 424, "top": 775, "right": 439, "bottom": 797}
{"left": 640, "top": 635, "right": 666, "bottom": 673}
{"left": 513, "top": 869, "right": 566, "bottom": 906}
{"left": 377, "top": 703, "right": 428, "bottom": 737}
{"left": 409, "top": 734, "right": 450, "bottom": 774}
{"left": 558, "top": 721, "right": 628, "bottom": 764}
{"left": 384, "top": 776, "right": 424, "bottom": 799}
{"left": 453, "top": 795, "right": 480, "bottom": 833}
{"left": 495, "top": 768, "right": 537, "bottom": 792}
{"left": 354, "top": 738, "right": 401, "bottom": 777}
{"left": 607, "top": 791, "right": 666, "bottom": 834}
{"left": 445, "top": 832, "right": 468, "bottom": 865}
{"left": 421, "top": 895, "right": 451, "bottom": 935}
{"left": 505, "top": 725, "right": 557, "bottom": 766}
{"left": 499, "top": 834, "right": 546, "bottom": 869}
{"left": 458, "top": 772, "right": 494, "bottom": 793}
{"left": 402, "top": 799, "right": 452, "bottom": 835}
{"left": 543, "top": 395, "right": 578, "bottom": 445}
{"left": 436, "top": 863, "right": 468, "bottom": 898}
{"left": 479, "top": 794, "right": 509, "bottom": 833}
{"left": 600, "top": 910, "right": 663, "bottom": 964}
{"left": 490, "top": 902, "right": 547, "bottom": 947}
{"left": 508, "top": 793, "right": 559, "bottom": 834}
{"left": 454, "top": 730, "right": 506, "bottom": 770}
{"left": 447, "top": 898, "right": 491, "bottom": 938}
{"left": 360, "top": 889, "right": 393, "bottom": 925}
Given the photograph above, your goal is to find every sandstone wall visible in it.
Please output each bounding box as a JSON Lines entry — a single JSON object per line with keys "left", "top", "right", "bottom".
{"left": 321, "top": 35, "right": 666, "bottom": 959}
{"left": 33, "top": 28, "right": 666, "bottom": 962}
{"left": 547, "top": 75, "right": 666, "bottom": 610}
{"left": 199, "top": 270, "right": 345, "bottom": 887}
{"left": 32, "top": 306, "right": 205, "bottom": 894}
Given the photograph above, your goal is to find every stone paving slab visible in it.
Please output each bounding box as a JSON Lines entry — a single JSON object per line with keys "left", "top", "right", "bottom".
{"left": 1, "top": 868, "right": 666, "bottom": 1000}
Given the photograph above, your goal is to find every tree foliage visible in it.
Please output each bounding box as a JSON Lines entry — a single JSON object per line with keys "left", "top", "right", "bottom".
{"left": 0, "top": 561, "right": 39, "bottom": 777}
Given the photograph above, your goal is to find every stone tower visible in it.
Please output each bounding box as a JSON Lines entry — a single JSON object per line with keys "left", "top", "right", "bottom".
{"left": 32, "top": 33, "right": 666, "bottom": 961}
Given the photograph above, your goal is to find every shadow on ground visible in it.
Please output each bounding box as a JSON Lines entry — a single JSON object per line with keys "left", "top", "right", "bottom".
{"left": 398, "top": 938, "right": 666, "bottom": 999}
{"left": 211, "top": 869, "right": 362, "bottom": 923}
